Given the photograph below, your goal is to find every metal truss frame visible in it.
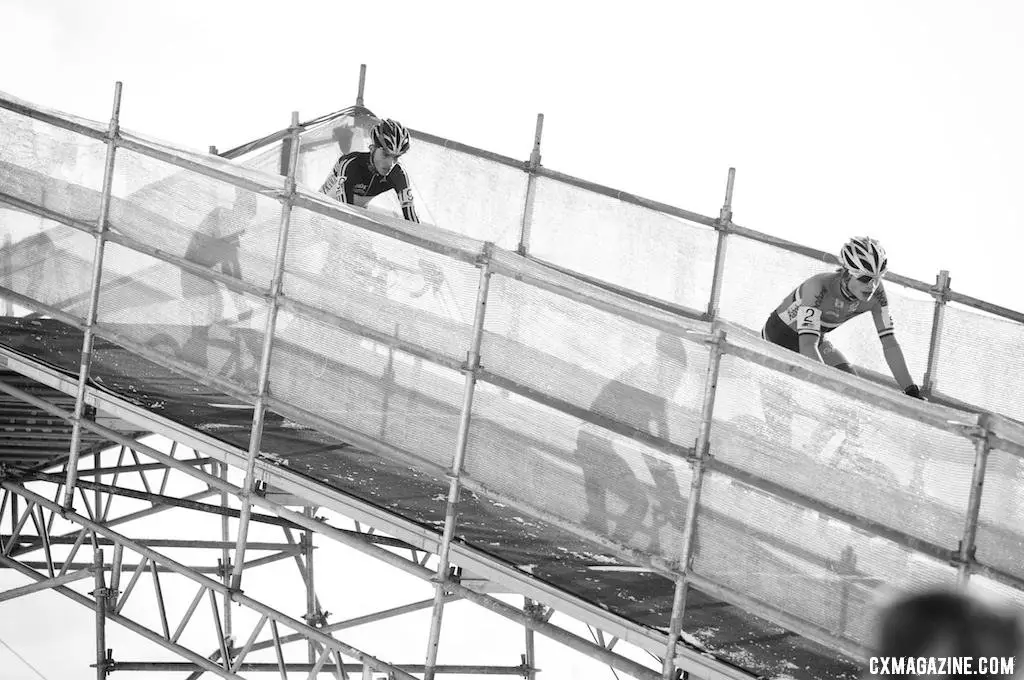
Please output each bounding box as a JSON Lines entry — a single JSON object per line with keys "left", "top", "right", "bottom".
{"left": 0, "top": 349, "right": 756, "bottom": 680}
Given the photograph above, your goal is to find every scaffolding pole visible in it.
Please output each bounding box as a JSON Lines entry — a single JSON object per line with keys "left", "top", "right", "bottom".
{"left": 230, "top": 111, "right": 301, "bottom": 592}
{"left": 707, "top": 168, "right": 735, "bottom": 320}
{"left": 517, "top": 113, "right": 544, "bottom": 256}
{"left": 922, "top": 269, "right": 951, "bottom": 398}
{"left": 523, "top": 598, "right": 539, "bottom": 680}
{"left": 305, "top": 505, "right": 318, "bottom": 663}
{"left": 63, "top": 81, "right": 122, "bottom": 511}
{"left": 662, "top": 328, "right": 724, "bottom": 679}
{"left": 356, "top": 64, "right": 367, "bottom": 108}
{"left": 93, "top": 547, "right": 109, "bottom": 679}
{"left": 220, "top": 461, "right": 233, "bottom": 648}
{"left": 958, "top": 415, "right": 991, "bottom": 588}
{"left": 424, "top": 251, "right": 492, "bottom": 680}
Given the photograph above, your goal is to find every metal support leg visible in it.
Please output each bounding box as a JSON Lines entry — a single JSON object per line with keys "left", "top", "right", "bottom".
{"left": 305, "top": 505, "right": 317, "bottom": 664}
{"left": 706, "top": 168, "right": 735, "bottom": 321}
{"left": 1, "top": 234, "right": 11, "bottom": 316}
{"left": 662, "top": 329, "right": 724, "bottom": 679}
{"left": 517, "top": 114, "right": 544, "bottom": 257}
{"left": 220, "top": 462, "right": 233, "bottom": 647}
{"left": 922, "top": 269, "right": 951, "bottom": 398}
{"left": 94, "top": 547, "right": 109, "bottom": 679}
{"left": 230, "top": 112, "right": 302, "bottom": 591}
{"left": 958, "top": 416, "right": 991, "bottom": 588}
{"left": 63, "top": 81, "right": 123, "bottom": 510}
{"left": 424, "top": 253, "right": 493, "bottom": 680}
{"left": 524, "top": 598, "right": 538, "bottom": 680}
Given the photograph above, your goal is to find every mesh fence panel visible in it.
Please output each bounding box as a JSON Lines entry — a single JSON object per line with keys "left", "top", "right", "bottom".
{"left": 711, "top": 352, "right": 976, "bottom": 550}
{"left": 528, "top": 176, "right": 717, "bottom": 309}
{"left": 719, "top": 236, "right": 832, "bottom": 331}
{"left": 403, "top": 140, "right": 528, "bottom": 249}
{"left": 98, "top": 242, "right": 268, "bottom": 393}
{"left": 975, "top": 447, "right": 1024, "bottom": 580}
{"left": 0, "top": 106, "right": 106, "bottom": 225}
{"left": 936, "top": 303, "right": 1024, "bottom": 422}
{"left": 283, "top": 207, "right": 480, "bottom": 363}
{"left": 464, "top": 379, "right": 694, "bottom": 562}
{"left": 270, "top": 309, "right": 462, "bottom": 471}
{"left": 693, "top": 469, "right": 960, "bottom": 647}
{"left": 481, "top": 273, "right": 708, "bottom": 452}
{"left": 969, "top": 574, "right": 1024, "bottom": 611}
{"left": 109, "top": 149, "right": 282, "bottom": 291}
{"left": 0, "top": 215, "right": 95, "bottom": 319}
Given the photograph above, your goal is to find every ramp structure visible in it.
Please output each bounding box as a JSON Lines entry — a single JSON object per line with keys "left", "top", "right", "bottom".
{"left": 0, "top": 76, "right": 1023, "bottom": 680}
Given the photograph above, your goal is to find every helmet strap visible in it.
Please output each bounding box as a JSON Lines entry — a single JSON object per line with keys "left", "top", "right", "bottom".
{"left": 838, "top": 270, "right": 857, "bottom": 301}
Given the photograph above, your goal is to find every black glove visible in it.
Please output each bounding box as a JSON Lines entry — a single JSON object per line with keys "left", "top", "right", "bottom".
{"left": 904, "top": 384, "right": 924, "bottom": 400}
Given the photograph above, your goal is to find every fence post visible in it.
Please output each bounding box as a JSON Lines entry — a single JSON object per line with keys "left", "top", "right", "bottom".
{"left": 957, "top": 416, "right": 991, "bottom": 589}
{"left": 922, "top": 269, "right": 951, "bottom": 398}
{"left": 661, "top": 328, "right": 724, "bottom": 679}
{"left": 356, "top": 64, "right": 367, "bottom": 108}
{"left": 423, "top": 245, "right": 493, "bottom": 680}
{"left": 229, "top": 111, "right": 301, "bottom": 591}
{"left": 706, "top": 168, "right": 735, "bottom": 321}
{"left": 517, "top": 114, "right": 544, "bottom": 256}
{"left": 62, "top": 81, "right": 123, "bottom": 511}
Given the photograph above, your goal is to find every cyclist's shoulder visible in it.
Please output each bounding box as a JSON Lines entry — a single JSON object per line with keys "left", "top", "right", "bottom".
{"left": 796, "top": 271, "right": 839, "bottom": 304}
{"left": 387, "top": 162, "right": 411, "bottom": 186}
{"left": 332, "top": 150, "right": 369, "bottom": 169}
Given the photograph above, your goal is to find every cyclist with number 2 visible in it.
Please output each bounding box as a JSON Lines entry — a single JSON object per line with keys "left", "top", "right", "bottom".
{"left": 760, "top": 237, "right": 923, "bottom": 438}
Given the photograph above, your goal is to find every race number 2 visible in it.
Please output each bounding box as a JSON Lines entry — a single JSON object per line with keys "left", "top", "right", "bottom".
{"left": 796, "top": 305, "right": 821, "bottom": 333}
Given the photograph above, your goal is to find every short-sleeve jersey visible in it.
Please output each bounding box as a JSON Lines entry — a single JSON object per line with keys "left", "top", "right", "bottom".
{"left": 319, "top": 151, "right": 419, "bottom": 223}
{"left": 772, "top": 272, "right": 895, "bottom": 341}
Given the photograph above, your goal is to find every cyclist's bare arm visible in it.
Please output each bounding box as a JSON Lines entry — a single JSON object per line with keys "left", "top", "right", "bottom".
{"left": 871, "top": 285, "right": 914, "bottom": 389}
{"left": 795, "top": 282, "right": 827, "bottom": 364}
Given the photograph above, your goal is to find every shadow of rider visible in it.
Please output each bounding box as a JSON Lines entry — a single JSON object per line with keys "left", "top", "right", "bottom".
{"left": 180, "top": 189, "right": 257, "bottom": 369}
{"left": 576, "top": 332, "right": 689, "bottom": 553}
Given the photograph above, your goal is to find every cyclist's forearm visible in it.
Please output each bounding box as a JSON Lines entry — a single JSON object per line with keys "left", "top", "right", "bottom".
{"left": 881, "top": 339, "right": 914, "bottom": 390}
{"left": 798, "top": 336, "right": 824, "bottom": 363}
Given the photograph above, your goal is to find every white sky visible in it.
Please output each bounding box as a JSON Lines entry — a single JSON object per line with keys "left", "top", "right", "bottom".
{"left": 2, "top": 0, "right": 1023, "bottom": 677}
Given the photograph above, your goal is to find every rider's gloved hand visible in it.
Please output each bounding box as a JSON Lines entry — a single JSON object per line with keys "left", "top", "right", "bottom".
{"left": 904, "top": 384, "right": 924, "bottom": 400}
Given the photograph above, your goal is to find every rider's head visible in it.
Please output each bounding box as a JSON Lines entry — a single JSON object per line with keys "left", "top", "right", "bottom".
{"left": 839, "top": 236, "right": 887, "bottom": 302}
{"left": 369, "top": 118, "right": 410, "bottom": 176}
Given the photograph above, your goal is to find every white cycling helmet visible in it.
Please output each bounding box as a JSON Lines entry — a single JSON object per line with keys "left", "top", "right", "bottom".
{"left": 839, "top": 236, "right": 888, "bottom": 278}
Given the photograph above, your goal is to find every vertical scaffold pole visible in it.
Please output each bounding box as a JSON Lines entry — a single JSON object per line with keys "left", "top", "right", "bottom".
{"left": 219, "top": 462, "right": 233, "bottom": 651}
{"left": 423, "top": 246, "right": 493, "bottom": 680}
{"left": 706, "top": 168, "right": 735, "bottom": 321}
{"left": 524, "top": 598, "right": 538, "bottom": 680}
{"left": 93, "top": 547, "right": 108, "bottom": 679}
{"left": 230, "top": 111, "right": 302, "bottom": 592}
{"left": 2, "top": 234, "right": 12, "bottom": 316}
{"left": 661, "top": 328, "right": 724, "bottom": 679}
{"left": 305, "top": 505, "right": 317, "bottom": 664}
{"left": 517, "top": 114, "right": 544, "bottom": 256}
{"left": 957, "top": 416, "right": 991, "bottom": 588}
{"left": 63, "top": 81, "right": 123, "bottom": 511}
{"left": 922, "top": 269, "right": 951, "bottom": 399}
{"left": 356, "top": 64, "right": 367, "bottom": 108}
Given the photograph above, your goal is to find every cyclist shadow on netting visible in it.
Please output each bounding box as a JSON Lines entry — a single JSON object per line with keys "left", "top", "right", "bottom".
{"left": 148, "top": 190, "right": 266, "bottom": 390}
{"left": 574, "top": 333, "right": 693, "bottom": 556}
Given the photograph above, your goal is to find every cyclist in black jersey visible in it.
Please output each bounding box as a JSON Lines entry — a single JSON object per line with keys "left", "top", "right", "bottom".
{"left": 319, "top": 118, "right": 420, "bottom": 223}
